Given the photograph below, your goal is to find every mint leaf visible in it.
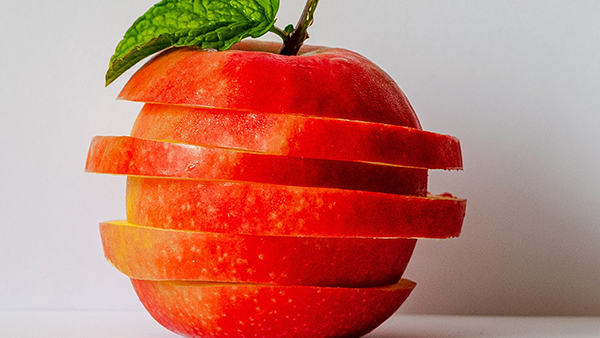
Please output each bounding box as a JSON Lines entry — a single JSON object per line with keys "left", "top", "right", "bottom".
{"left": 106, "top": 0, "right": 280, "bottom": 86}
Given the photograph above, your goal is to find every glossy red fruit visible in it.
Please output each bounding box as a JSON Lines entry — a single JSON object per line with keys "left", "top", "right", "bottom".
{"left": 131, "top": 278, "right": 416, "bottom": 338}
{"left": 119, "top": 41, "right": 421, "bottom": 128}
{"left": 100, "top": 221, "right": 416, "bottom": 287}
{"left": 86, "top": 136, "right": 428, "bottom": 195}
{"left": 132, "top": 103, "right": 462, "bottom": 169}
{"left": 126, "top": 177, "right": 466, "bottom": 239}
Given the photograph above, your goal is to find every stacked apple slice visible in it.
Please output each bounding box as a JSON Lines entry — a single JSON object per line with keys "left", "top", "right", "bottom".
{"left": 86, "top": 41, "right": 466, "bottom": 338}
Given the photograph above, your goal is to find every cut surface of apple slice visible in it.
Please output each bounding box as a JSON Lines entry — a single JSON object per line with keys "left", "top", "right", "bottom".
{"left": 100, "top": 221, "right": 416, "bottom": 287}
{"left": 86, "top": 136, "right": 427, "bottom": 196}
{"left": 131, "top": 278, "right": 416, "bottom": 338}
{"left": 132, "top": 103, "right": 463, "bottom": 170}
{"left": 127, "top": 177, "right": 466, "bottom": 239}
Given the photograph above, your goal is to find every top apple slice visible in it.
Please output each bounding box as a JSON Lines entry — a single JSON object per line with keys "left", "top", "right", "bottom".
{"left": 118, "top": 40, "right": 421, "bottom": 128}
{"left": 132, "top": 103, "right": 463, "bottom": 170}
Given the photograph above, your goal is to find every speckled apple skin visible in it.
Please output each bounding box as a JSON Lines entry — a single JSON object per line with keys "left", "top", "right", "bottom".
{"left": 131, "top": 278, "right": 416, "bottom": 338}
{"left": 100, "top": 221, "right": 416, "bottom": 287}
{"left": 126, "top": 177, "right": 465, "bottom": 239}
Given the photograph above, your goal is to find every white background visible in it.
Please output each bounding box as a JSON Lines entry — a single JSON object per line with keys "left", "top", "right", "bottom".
{"left": 1, "top": 0, "right": 599, "bottom": 316}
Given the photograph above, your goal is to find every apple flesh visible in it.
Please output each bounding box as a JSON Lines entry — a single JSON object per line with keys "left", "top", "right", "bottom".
{"left": 100, "top": 221, "right": 416, "bottom": 287}
{"left": 127, "top": 177, "right": 466, "bottom": 239}
{"left": 86, "top": 136, "right": 428, "bottom": 196}
{"left": 131, "top": 278, "right": 416, "bottom": 338}
{"left": 132, "top": 103, "right": 463, "bottom": 170}
{"left": 119, "top": 41, "right": 421, "bottom": 128}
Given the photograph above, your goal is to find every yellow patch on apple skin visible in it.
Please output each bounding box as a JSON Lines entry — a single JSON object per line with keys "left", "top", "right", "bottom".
{"left": 125, "top": 178, "right": 141, "bottom": 224}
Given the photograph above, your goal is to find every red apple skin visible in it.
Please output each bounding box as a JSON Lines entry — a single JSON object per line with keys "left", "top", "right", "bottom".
{"left": 86, "top": 136, "right": 428, "bottom": 196}
{"left": 100, "top": 221, "right": 416, "bottom": 287}
{"left": 132, "top": 103, "right": 463, "bottom": 170}
{"left": 127, "top": 177, "right": 466, "bottom": 239}
{"left": 131, "top": 278, "right": 416, "bottom": 338}
{"left": 119, "top": 40, "right": 421, "bottom": 128}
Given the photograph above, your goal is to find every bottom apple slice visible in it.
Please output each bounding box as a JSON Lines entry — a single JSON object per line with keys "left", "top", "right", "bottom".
{"left": 131, "top": 278, "right": 416, "bottom": 338}
{"left": 100, "top": 221, "right": 416, "bottom": 287}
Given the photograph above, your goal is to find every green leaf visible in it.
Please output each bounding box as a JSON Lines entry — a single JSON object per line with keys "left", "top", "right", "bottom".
{"left": 106, "top": 0, "right": 280, "bottom": 86}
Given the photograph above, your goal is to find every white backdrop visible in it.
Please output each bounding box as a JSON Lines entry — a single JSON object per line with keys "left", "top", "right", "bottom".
{"left": 1, "top": 0, "right": 599, "bottom": 316}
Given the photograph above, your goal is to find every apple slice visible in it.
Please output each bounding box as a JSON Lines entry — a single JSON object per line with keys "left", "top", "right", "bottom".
{"left": 131, "top": 278, "right": 416, "bottom": 338}
{"left": 132, "top": 103, "right": 463, "bottom": 170}
{"left": 100, "top": 221, "right": 416, "bottom": 287}
{"left": 86, "top": 136, "right": 427, "bottom": 196}
{"left": 127, "top": 177, "right": 466, "bottom": 239}
{"left": 118, "top": 41, "right": 421, "bottom": 128}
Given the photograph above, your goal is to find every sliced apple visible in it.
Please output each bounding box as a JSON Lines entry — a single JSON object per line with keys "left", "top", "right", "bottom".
{"left": 118, "top": 41, "right": 421, "bottom": 128}
{"left": 100, "top": 221, "right": 416, "bottom": 287}
{"left": 86, "top": 136, "right": 427, "bottom": 196}
{"left": 127, "top": 177, "right": 466, "bottom": 239}
{"left": 131, "top": 278, "right": 416, "bottom": 338}
{"left": 132, "top": 103, "right": 463, "bottom": 170}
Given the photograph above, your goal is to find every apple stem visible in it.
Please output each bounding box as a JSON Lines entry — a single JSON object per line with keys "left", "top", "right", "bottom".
{"left": 269, "top": 26, "right": 289, "bottom": 42}
{"left": 279, "top": 0, "right": 320, "bottom": 55}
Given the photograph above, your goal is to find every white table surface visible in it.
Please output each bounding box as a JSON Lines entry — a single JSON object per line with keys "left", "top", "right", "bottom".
{"left": 1, "top": 311, "right": 599, "bottom": 338}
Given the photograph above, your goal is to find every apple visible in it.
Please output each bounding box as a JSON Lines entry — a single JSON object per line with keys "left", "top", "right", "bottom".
{"left": 132, "top": 103, "right": 463, "bottom": 169}
{"left": 92, "top": 2, "right": 467, "bottom": 336}
{"left": 100, "top": 221, "right": 416, "bottom": 287}
{"left": 127, "top": 176, "right": 466, "bottom": 239}
{"left": 131, "top": 278, "right": 416, "bottom": 338}
{"left": 119, "top": 40, "right": 421, "bottom": 128}
{"left": 86, "top": 135, "right": 428, "bottom": 196}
